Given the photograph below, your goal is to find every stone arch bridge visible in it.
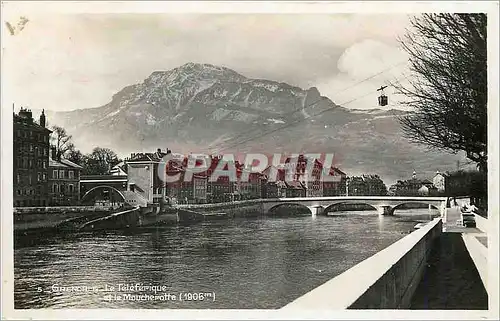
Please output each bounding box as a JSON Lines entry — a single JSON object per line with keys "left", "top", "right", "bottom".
{"left": 80, "top": 185, "right": 126, "bottom": 205}
{"left": 262, "top": 196, "right": 448, "bottom": 216}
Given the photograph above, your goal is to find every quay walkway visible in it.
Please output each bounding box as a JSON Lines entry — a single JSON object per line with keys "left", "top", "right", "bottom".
{"left": 410, "top": 207, "right": 488, "bottom": 310}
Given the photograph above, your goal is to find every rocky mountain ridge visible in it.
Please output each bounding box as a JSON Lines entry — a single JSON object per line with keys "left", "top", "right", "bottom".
{"left": 41, "top": 62, "right": 468, "bottom": 183}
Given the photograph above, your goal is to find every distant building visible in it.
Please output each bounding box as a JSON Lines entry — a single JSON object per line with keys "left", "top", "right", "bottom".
{"left": 48, "top": 147, "right": 83, "bottom": 206}
{"left": 164, "top": 154, "right": 210, "bottom": 204}
{"left": 236, "top": 169, "right": 265, "bottom": 200}
{"left": 125, "top": 148, "right": 170, "bottom": 205}
{"left": 262, "top": 165, "right": 287, "bottom": 198}
{"left": 285, "top": 181, "right": 306, "bottom": 197}
{"left": 284, "top": 155, "right": 323, "bottom": 197}
{"left": 205, "top": 155, "right": 235, "bottom": 203}
{"left": 13, "top": 108, "right": 52, "bottom": 207}
{"left": 323, "top": 167, "right": 347, "bottom": 196}
{"left": 432, "top": 171, "right": 449, "bottom": 193}
{"left": 389, "top": 171, "right": 437, "bottom": 196}
{"left": 110, "top": 161, "right": 128, "bottom": 176}
{"left": 192, "top": 173, "right": 208, "bottom": 203}
{"left": 263, "top": 181, "right": 287, "bottom": 198}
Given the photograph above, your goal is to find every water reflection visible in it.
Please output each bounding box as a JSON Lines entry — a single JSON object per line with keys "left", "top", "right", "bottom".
{"left": 15, "top": 209, "right": 434, "bottom": 309}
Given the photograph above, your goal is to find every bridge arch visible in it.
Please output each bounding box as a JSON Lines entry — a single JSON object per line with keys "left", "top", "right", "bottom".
{"left": 268, "top": 203, "right": 312, "bottom": 215}
{"left": 390, "top": 201, "right": 439, "bottom": 214}
{"left": 324, "top": 202, "right": 378, "bottom": 214}
{"left": 81, "top": 185, "right": 126, "bottom": 205}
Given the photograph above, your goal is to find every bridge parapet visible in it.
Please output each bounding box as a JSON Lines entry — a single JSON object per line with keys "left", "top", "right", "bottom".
{"left": 262, "top": 196, "right": 448, "bottom": 216}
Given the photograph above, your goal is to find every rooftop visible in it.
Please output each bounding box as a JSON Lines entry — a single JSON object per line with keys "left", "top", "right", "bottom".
{"left": 49, "top": 157, "right": 83, "bottom": 169}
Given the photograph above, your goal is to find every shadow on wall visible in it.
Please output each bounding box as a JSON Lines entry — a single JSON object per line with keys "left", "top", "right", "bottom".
{"left": 410, "top": 233, "right": 488, "bottom": 310}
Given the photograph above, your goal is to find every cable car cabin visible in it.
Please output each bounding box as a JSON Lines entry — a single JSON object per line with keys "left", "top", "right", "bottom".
{"left": 378, "top": 94, "right": 388, "bottom": 106}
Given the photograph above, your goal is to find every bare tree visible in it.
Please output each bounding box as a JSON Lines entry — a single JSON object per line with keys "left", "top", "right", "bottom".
{"left": 396, "top": 14, "right": 487, "bottom": 172}
{"left": 50, "top": 125, "right": 74, "bottom": 159}
{"left": 66, "top": 145, "right": 85, "bottom": 166}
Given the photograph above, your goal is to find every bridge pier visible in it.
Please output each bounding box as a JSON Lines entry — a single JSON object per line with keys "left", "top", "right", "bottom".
{"left": 377, "top": 206, "right": 394, "bottom": 216}
{"left": 307, "top": 206, "right": 324, "bottom": 216}
{"left": 439, "top": 203, "right": 447, "bottom": 222}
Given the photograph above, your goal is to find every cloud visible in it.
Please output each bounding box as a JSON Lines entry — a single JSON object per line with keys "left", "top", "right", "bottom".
{"left": 3, "top": 13, "right": 412, "bottom": 111}
{"left": 316, "top": 39, "right": 412, "bottom": 110}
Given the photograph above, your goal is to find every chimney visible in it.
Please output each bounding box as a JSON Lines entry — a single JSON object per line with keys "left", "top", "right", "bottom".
{"left": 39, "top": 109, "right": 46, "bottom": 128}
{"left": 51, "top": 147, "right": 57, "bottom": 160}
{"left": 18, "top": 107, "right": 33, "bottom": 123}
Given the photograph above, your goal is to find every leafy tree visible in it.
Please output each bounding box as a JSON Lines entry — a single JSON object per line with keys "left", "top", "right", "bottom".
{"left": 446, "top": 170, "right": 487, "bottom": 205}
{"left": 82, "top": 147, "right": 121, "bottom": 175}
{"left": 397, "top": 14, "right": 487, "bottom": 172}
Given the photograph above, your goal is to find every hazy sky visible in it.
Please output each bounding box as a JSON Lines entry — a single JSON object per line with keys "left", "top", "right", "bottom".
{"left": 3, "top": 12, "right": 413, "bottom": 112}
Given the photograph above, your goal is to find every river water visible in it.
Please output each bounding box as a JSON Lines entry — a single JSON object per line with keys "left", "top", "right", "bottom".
{"left": 14, "top": 209, "right": 438, "bottom": 309}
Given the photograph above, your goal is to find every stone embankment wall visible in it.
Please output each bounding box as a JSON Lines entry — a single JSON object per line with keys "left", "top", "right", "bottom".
{"left": 176, "top": 200, "right": 264, "bottom": 218}
{"left": 14, "top": 206, "right": 116, "bottom": 232}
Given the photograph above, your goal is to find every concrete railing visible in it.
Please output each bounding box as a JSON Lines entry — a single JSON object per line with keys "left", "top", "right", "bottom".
{"left": 462, "top": 233, "right": 488, "bottom": 292}
{"left": 282, "top": 218, "right": 442, "bottom": 310}
{"left": 474, "top": 214, "right": 489, "bottom": 234}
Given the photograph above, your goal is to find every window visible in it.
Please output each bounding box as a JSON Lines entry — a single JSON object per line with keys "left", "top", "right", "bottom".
{"left": 16, "top": 174, "right": 20, "bottom": 184}
{"left": 29, "top": 159, "right": 33, "bottom": 168}
{"left": 53, "top": 170, "right": 58, "bottom": 179}
{"left": 43, "top": 161, "right": 47, "bottom": 169}
{"left": 60, "top": 185, "right": 65, "bottom": 194}
{"left": 44, "top": 148, "right": 47, "bottom": 156}
{"left": 68, "top": 171, "right": 74, "bottom": 179}
{"left": 69, "top": 184, "right": 74, "bottom": 193}
{"left": 29, "top": 144, "right": 33, "bottom": 152}
{"left": 17, "top": 189, "right": 21, "bottom": 196}
{"left": 37, "top": 172, "right": 41, "bottom": 182}
{"left": 53, "top": 184, "right": 58, "bottom": 193}
{"left": 43, "top": 173, "right": 46, "bottom": 181}
{"left": 28, "top": 176, "right": 32, "bottom": 185}
{"left": 59, "top": 170, "right": 65, "bottom": 179}
{"left": 17, "top": 157, "right": 22, "bottom": 168}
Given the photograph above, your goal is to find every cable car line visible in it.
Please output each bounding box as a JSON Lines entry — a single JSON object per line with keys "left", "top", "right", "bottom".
{"left": 214, "top": 71, "right": 409, "bottom": 154}
{"left": 210, "top": 60, "right": 408, "bottom": 152}
{"left": 214, "top": 89, "right": 377, "bottom": 154}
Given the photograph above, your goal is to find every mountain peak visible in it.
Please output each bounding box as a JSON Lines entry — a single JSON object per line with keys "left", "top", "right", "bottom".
{"left": 180, "top": 62, "right": 226, "bottom": 70}
{"left": 173, "top": 62, "right": 247, "bottom": 80}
